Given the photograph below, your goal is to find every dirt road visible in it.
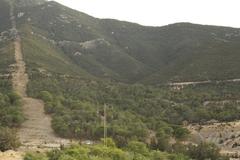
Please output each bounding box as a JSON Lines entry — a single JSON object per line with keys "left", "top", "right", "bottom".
{"left": 169, "top": 79, "right": 240, "bottom": 86}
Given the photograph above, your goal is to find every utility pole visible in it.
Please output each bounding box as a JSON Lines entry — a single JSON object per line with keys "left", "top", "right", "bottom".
{"left": 103, "top": 104, "right": 107, "bottom": 146}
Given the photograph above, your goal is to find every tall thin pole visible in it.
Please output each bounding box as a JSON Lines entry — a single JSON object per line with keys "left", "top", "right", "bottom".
{"left": 104, "top": 104, "right": 107, "bottom": 146}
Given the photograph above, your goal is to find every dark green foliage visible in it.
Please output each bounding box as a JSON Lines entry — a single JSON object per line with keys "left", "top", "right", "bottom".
{"left": 26, "top": 70, "right": 240, "bottom": 151}
{"left": 0, "top": 92, "right": 24, "bottom": 128}
{"left": 0, "top": 91, "right": 24, "bottom": 151}
{"left": 20, "top": 30, "right": 91, "bottom": 77}
{"left": 16, "top": 1, "right": 240, "bottom": 83}
{"left": 172, "top": 126, "right": 189, "bottom": 140}
{"left": 187, "top": 143, "right": 229, "bottom": 160}
{"left": 0, "top": 127, "right": 20, "bottom": 151}
{"left": 164, "top": 82, "right": 240, "bottom": 123}
{"left": 0, "top": 10, "right": 24, "bottom": 150}
{"left": 127, "top": 141, "right": 150, "bottom": 157}
{"left": 0, "top": 24, "right": 24, "bottom": 129}
{"left": 27, "top": 71, "right": 191, "bottom": 148}
{"left": 38, "top": 91, "right": 53, "bottom": 102}
{"left": 49, "top": 99, "right": 148, "bottom": 146}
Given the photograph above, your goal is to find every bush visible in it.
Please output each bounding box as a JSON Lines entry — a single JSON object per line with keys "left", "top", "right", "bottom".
{"left": 172, "top": 126, "right": 190, "bottom": 140}
{"left": 127, "top": 141, "right": 150, "bottom": 157}
{"left": 7, "top": 92, "right": 21, "bottom": 106}
{"left": 0, "top": 127, "right": 20, "bottom": 151}
{"left": 0, "top": 92, "right": 24, "bottom": 128}
{"left": 24, "top": 153, "right": 48, "bottom": 160}
{"left": 187, "top": 142, "right": 229, "bottom": 160}
{"left": 38, "top": 91, "right": 53, "bottom": 102}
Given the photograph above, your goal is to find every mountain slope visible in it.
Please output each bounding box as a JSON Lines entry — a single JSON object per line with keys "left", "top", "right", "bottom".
{"left": 13, "top": 1, "right": 240, "bottom": 83}
{"left": 1, "top": 0, "right": 240, "bottom": 157}
{"left": 7, "top": 0, "right": 72, "bottom": 149}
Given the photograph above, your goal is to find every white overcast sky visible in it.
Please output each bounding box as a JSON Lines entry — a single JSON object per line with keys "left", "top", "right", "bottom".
{"left": 53, "top": 0, "right": 240, "bottom": 28}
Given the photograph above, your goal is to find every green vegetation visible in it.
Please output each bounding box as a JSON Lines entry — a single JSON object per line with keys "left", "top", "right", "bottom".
{"left": 187, "top": 143, "right": 228, "bottom": 160}
{"left": 0, "top": 127, "right": 21, "bottom": 151}
{"left": 2, "top": 0, "right": 238, "bottom": 159}
{"left": 20, "top": 26, "right": 92, "bottom": 77}
{"left": 0, "top": 0, "right": 236, "bottom": 159}
{"left": 25, "top": 69, "right": 240, "bottom": 157}
{"left": 27, "top": 71, "right": 191, "bottom": 148}
{"left": 16, "top": 1, "right": 240, "bottom": 83}
{"left": 24, "top": 139, "right": 228, "bottom": 160}
{"left": 0, "top": 70, "right": 23, "bottom": 151}
{"left": 0, "top": 44, "right": 23, "bottom": 151}
{"left": 0, "top": 92, "right": 24, "bottom": 128}
{"left": 27, "top": 70, "right": 240, "bottom": 138}
{"left": 164, "top": 83, "right": 240, "bottom": 123}
{"left": 0, "top": 15, "right": 24, "bottom": 150}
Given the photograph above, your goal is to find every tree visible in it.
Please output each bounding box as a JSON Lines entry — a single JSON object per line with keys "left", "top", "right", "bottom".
{"left": 172, "top": 126, "right": 189, "bottom": 140}
{"left": 155, "top": 129, "right": 171, "bottom": 151}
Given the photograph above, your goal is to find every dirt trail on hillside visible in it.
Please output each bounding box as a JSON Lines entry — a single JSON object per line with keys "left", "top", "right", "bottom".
{"left": 9, "top": 2, "right": 71, "bottom": 151}
{"left": 169, "top": 79, "right": 240, "bottom": 86}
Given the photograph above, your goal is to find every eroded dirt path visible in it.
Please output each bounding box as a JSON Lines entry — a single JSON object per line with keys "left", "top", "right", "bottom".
{"left": 9, "top": 1, "right": 70, "bottom": 151}
{"left": 18, "top": 98, "right": 70, "bottom": 150}
{"left": 188, "top": 121, "right": 240, "bottom": 158}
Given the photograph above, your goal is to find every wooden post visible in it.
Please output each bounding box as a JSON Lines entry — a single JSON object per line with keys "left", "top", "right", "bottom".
{"left": 104, "top": 104, "right": 107, "bottom": 146}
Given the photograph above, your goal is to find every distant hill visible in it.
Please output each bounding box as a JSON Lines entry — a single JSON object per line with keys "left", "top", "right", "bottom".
{"left": 2, "top": 0, "right": 239, "bottom": 83}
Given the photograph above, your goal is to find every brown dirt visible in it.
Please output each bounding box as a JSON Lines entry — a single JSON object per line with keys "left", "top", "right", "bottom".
{"left": 12, "top": 37, "right": 28, "bottom": 97}
{"left": 18, "top": 97, "right": 70, "bottom": 150}
{"left": 187, "top": 121, "right": 240, "bottom": 157}
{"left": 0, "top": 151, "right": 23, "bottom": 160}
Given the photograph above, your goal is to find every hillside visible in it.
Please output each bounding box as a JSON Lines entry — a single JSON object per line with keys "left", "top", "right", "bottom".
{"left": 0, "top": 0, "right": 240, "bottom": 159}
{"left": 13, "top": 0, "right": 240, "bottom": 83}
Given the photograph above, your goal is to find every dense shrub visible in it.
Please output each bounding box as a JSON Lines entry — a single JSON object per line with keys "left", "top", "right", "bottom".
{"left": 187, "top": 142, "right": 229, "bottom": 160}
{"left": 0, "top": 127, "right": 20, "bottom": 151}
{"left": 0, "top": 92, "right": 24, "bottom": 127}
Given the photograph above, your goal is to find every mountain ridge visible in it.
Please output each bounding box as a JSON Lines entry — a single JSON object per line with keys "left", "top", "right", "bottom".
{"left": 3, "top": 0, "right": 240, "bottom": 84}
